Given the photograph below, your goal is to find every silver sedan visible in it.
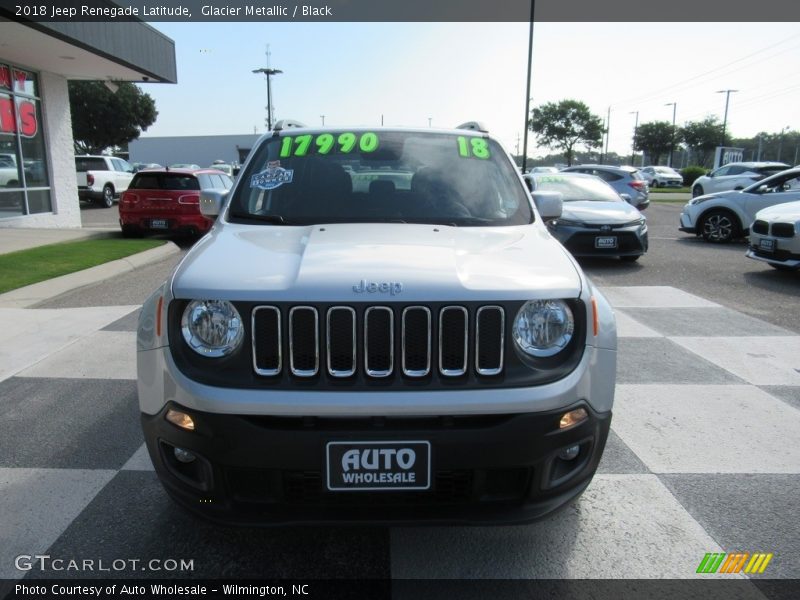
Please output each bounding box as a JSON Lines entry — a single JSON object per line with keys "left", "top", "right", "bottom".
{"left": 526, "top": 172, "right": 648, "bottom": 262}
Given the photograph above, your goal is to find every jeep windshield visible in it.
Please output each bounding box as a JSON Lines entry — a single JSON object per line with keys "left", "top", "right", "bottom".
{"left": 228, "top": 130, "right": 532, "bottom": 227}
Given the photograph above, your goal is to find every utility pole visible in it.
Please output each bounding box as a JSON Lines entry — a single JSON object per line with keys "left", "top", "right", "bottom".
{"left": 629, "top": 111, "right": 639, "bottom": 166}
{"left": 757, "top": 133, "right": 763, "bottom": 161}
{"left": 521, "top": 0, "right": 535, "bottom": 173}
{"left": 320, "top": 115, "right": 325, "bottom": 126}
{"left": 716, "top": 90, "right": 738, "bottom": 146}
{"left": 602, "top": 106, "right": 611, "bottom": 164}
{"left": 428, "top": 117, "right": 432, "bottom": 128}
{"left": 381, "top": 114, "right": 384, "bottom": 126}
{"left": 777, "top": 126, "right": 789, "bottom": 162}
{"left": 665, "top": 102, "right": 677, "bottom": 167}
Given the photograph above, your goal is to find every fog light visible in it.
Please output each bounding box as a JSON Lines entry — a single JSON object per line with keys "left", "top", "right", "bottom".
{"left": 166, "top": 409, "right": 195, "bottom": 431}
{"left": 559, "top": 408, "right": 588, "bottom": 429}
{"left": 173, "top": 447, "right": 196, "bottom": 463}
{"left": 558, "top": 445, "right": 580, "bottom": 461}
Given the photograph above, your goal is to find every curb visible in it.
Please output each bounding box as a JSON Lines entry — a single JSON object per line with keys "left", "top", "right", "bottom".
{"left": 0, "top": 242, "right": 181, "bottom": 308}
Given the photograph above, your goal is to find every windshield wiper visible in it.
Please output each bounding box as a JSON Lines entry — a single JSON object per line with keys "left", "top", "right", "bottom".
{"left": 229, "top": 212, "right": 290, "bottom": 225}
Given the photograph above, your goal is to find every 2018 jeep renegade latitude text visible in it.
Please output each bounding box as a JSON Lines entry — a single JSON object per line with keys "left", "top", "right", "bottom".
{"left": 136, "top": 122, "right": 617, "bottom": 525}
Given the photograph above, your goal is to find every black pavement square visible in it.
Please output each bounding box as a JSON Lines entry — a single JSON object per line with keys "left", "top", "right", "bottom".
{"left": 616, "top": 338, "right": 744, "bottom": 384}
{"left": 101, "top": 309, "right": 141, "bottom": 332}
{"left": 596, "top": 429, "right": 649, "bottom": 474}
{"left": 622, "top": 307, "right": 793, "bottom": 337}
{"left": 35, "top": 471, "right": 391, "bottom": 579}
{"left": 759, "top": 386, "right": 800, "bottom": 411}
{"left": 659, "top": 474, "right": 800, "bottom": 579}
{"left": 0, "top": 377, "right": 142, "bottom": 469}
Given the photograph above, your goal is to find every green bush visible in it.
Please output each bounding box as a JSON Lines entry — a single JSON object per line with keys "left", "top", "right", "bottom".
{"left": 682, "top": 166, "right": 707, "bottom": 187}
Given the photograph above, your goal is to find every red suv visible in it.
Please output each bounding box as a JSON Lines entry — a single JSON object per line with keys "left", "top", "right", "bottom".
{"left": 119, "top": 169, "right": 233, "bottom": 237}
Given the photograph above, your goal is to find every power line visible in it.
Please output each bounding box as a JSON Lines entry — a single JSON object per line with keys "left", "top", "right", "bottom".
{"left": 608, "top": 34, "right": 800, "bottom": 110}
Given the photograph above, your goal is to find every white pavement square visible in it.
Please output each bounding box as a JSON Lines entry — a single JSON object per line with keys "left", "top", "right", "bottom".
{"left": 391, "top": 475, "right": 728, "bottom": 579}
{"left": 0, "top": 306, "right": 139, "bottom": 383}
{"left": 613, "top": 384, "right": 800, "bottom": 474}
{"left": 0, "top": 468, "right": 116, "bottom": 578}
{"left": 602, "top": 286, "right": 720, "bottom": 308}
{"left": 614, "top": 310, "right": 663, "bottom": 338}
{"left": 671, "top": 337, "right": 800, "bottom": 386}
{"left": 17, "top": 331, "right": 137, "bottom": 380}
{"left": 121, "top": 443, "right": 155, "bottom": 471}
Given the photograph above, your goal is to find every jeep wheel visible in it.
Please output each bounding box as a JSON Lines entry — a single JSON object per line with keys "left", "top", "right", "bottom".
{"left": 692, "top": 185, "right": 704, "bottom": 198}
{"left": 701, "top": 209, "right": 740, "bottom": 243}
{"left": 102, "top": 185, "right": 114, "bottom": 208}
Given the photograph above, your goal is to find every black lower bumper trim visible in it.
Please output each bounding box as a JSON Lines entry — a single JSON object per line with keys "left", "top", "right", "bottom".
{"left": 142, "top": 403, "right": 611, "bottom": 526}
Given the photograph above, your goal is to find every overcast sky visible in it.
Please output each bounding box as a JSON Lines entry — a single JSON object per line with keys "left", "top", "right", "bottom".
{"left": 140, "top": 21, "right": 800, "bottom": 159}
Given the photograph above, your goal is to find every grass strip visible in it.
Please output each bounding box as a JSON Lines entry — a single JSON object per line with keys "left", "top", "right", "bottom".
{"left": 0, "top": 238, "right": 164, "bottom": 294}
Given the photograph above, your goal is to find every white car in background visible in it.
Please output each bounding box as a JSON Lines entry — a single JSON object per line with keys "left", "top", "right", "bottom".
{"left": 691, "top": 161, "right": 788, "bottom": 198}
{"left": 746, "top": 200, "right": 800, "bottom": 271}
{"left": 640, "top": 166, "right": 683, "bottom": 188}
{"left": 680, "top": 167, "right": 800, "bottom": 243}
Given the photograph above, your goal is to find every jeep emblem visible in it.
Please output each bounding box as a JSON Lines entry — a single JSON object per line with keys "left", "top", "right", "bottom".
{"left": 352, "top": 279, "right": 403, "bottom": 295}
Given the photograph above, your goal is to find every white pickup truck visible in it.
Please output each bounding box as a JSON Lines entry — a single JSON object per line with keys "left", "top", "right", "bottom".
{"left": 75, "top": 155, "right": 135, "bottom": 208}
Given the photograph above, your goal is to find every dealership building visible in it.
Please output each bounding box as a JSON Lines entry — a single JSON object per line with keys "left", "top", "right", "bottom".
{"left": 0, "top": 17, "right": 176, "bottom": 228}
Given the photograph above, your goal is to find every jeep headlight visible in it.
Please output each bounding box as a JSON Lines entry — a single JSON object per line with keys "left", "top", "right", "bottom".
{"left": 181, "top": 300, "right": 244, "bottom": 357}
{"left": 512, "top": 299, "right": 574, "bottom": 357}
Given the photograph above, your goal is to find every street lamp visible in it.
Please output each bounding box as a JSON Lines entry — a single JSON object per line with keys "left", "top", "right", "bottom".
{"left": 252, "top": 67, "right": 283, "bottom": 130}
{"left": 665, "top": 102, "right": 677, "bottom": 167}
{"left": 629, "top": 111, "right": 639, "bottom": 166}
{"left": 716, "top": 89, "right": 738, "bottom": 146}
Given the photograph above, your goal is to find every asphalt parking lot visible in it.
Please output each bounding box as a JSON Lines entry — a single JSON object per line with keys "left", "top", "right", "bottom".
{"left": 1, "top": 199, "right": 795, "bottom": 594}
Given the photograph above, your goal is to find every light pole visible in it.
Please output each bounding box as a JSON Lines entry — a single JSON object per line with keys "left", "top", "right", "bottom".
{"left": 521, "top": 0, "right": 535, "bottom": 173}
{"left": 428, "top": 117, "right": 432, "bottom": 128}
{"left": 602, "top": 106, "right": 611, "bottom": 164}
{"left": 252, "top": 67, "right": 283, "bottom": 130}
{"left": 716, "top": 89, "right": 738, "bottom": 146}
{"left": 629, "top": 110, "right": 639, "bottom": 166}
{"left": 777, "top": 126, "right": 790, "bottom": 162}
{"left": 665, "top": 102, "right": 676, "bottom": 167}
{"left": 320, "top": 115, "right": 325, "bottom": 126}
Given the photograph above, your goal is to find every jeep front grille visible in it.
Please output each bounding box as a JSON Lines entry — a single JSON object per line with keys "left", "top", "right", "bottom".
{"left": 252, "top": 304, "right": 505, "bottom": 379}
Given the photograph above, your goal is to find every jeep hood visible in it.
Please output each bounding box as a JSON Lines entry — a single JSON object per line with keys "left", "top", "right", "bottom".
{"left": 171, "top": 222, "right": 583, "bottom": 302}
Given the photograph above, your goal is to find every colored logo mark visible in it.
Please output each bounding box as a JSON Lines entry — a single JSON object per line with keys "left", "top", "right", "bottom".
{"left": 696, "top": 552, "right": 773, "bottom": 574}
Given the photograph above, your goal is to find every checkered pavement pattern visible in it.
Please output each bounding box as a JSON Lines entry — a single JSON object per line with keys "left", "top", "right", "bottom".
{"left": 1, "top": 286, "right": 798, "bottom": 583}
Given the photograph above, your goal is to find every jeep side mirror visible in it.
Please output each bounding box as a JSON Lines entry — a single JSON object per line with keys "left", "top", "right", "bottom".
{"left": 200, "top": 189, "right": 229, "bottom": 217}
{"left": 531, "top": 190, "right": 563, "bottom": 220}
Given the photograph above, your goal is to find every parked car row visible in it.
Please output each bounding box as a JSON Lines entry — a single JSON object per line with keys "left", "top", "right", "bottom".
{"left": 679, "top": 166, "right": 800, "bottom": 271}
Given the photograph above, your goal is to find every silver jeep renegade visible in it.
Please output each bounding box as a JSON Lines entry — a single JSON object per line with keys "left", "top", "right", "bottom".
{"left": 136, "top": 121, "right": 617, "bottom": 525}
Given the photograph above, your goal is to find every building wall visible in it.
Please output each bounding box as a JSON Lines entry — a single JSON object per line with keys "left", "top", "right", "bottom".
{"left": 129, "top": 134, "right": 262, "bottom": 168}
{"left": 0, "top": 70, "right": 80, "bottom": 229}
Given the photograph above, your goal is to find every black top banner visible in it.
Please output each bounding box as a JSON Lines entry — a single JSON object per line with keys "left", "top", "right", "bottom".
{"left": 2, "top": 0, "right": 800, "bottom": 22}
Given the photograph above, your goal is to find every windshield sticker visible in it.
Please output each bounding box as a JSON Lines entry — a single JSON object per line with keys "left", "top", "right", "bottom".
{"left": 279, "top": 132, "right": 380, "bottom": 158}
{"left": 456, "top": 136, "right": 490, "bottom": 159}
{"left": 251, "top": 163, "right": 294, "bottom": 190}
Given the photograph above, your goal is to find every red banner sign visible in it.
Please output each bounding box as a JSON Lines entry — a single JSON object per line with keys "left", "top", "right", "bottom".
{"left": 0, "top": 97, "right": 38, "bottom": 138}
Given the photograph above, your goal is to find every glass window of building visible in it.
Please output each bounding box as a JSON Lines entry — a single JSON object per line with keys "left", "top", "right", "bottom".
{"left": 0, "top": 63, "right": 51, "bottom": 219}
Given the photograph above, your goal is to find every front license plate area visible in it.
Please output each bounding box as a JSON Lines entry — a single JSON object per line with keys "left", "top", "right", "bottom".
{"left": 595, "top": 236, "right": 618, "bottom": 249}
{"left": 326, "top": 441, "right": 431, "bottom": 491}
{"left": 759, "top": 238, "right": 776, "bottom": 252}
{"left": 150, "top": 219, "right": 168, "bottom": 229}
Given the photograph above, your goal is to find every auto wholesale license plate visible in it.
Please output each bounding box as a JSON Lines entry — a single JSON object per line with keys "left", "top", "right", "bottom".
{"left": 595, "top": 236, "right": 618, "bottom": 249}
{"left": 759, "top": 238, "right": 776, "bottom": 252}
{"left": 150, "top": 219, "right": 168, "bottom": 229}
{"left": 326, "top": 441, "right": 431, "bottom": 491}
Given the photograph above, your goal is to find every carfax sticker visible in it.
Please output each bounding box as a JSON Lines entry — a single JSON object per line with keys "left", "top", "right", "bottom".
{"left": 250, "top": 162, "right": 294, "bottom": 190}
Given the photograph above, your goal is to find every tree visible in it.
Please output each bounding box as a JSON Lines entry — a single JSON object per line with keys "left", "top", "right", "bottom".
{"left": 529, "top": 100, "right": 603, "bottom": 166}
{"left": 69, "top": 81, "right": 157, "bottom": 154}
{"left": 633, "top": 121, "right": 674, "bottom": 166}
{"left": 679, "top": 117, "right": 724, "bottom": 168}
